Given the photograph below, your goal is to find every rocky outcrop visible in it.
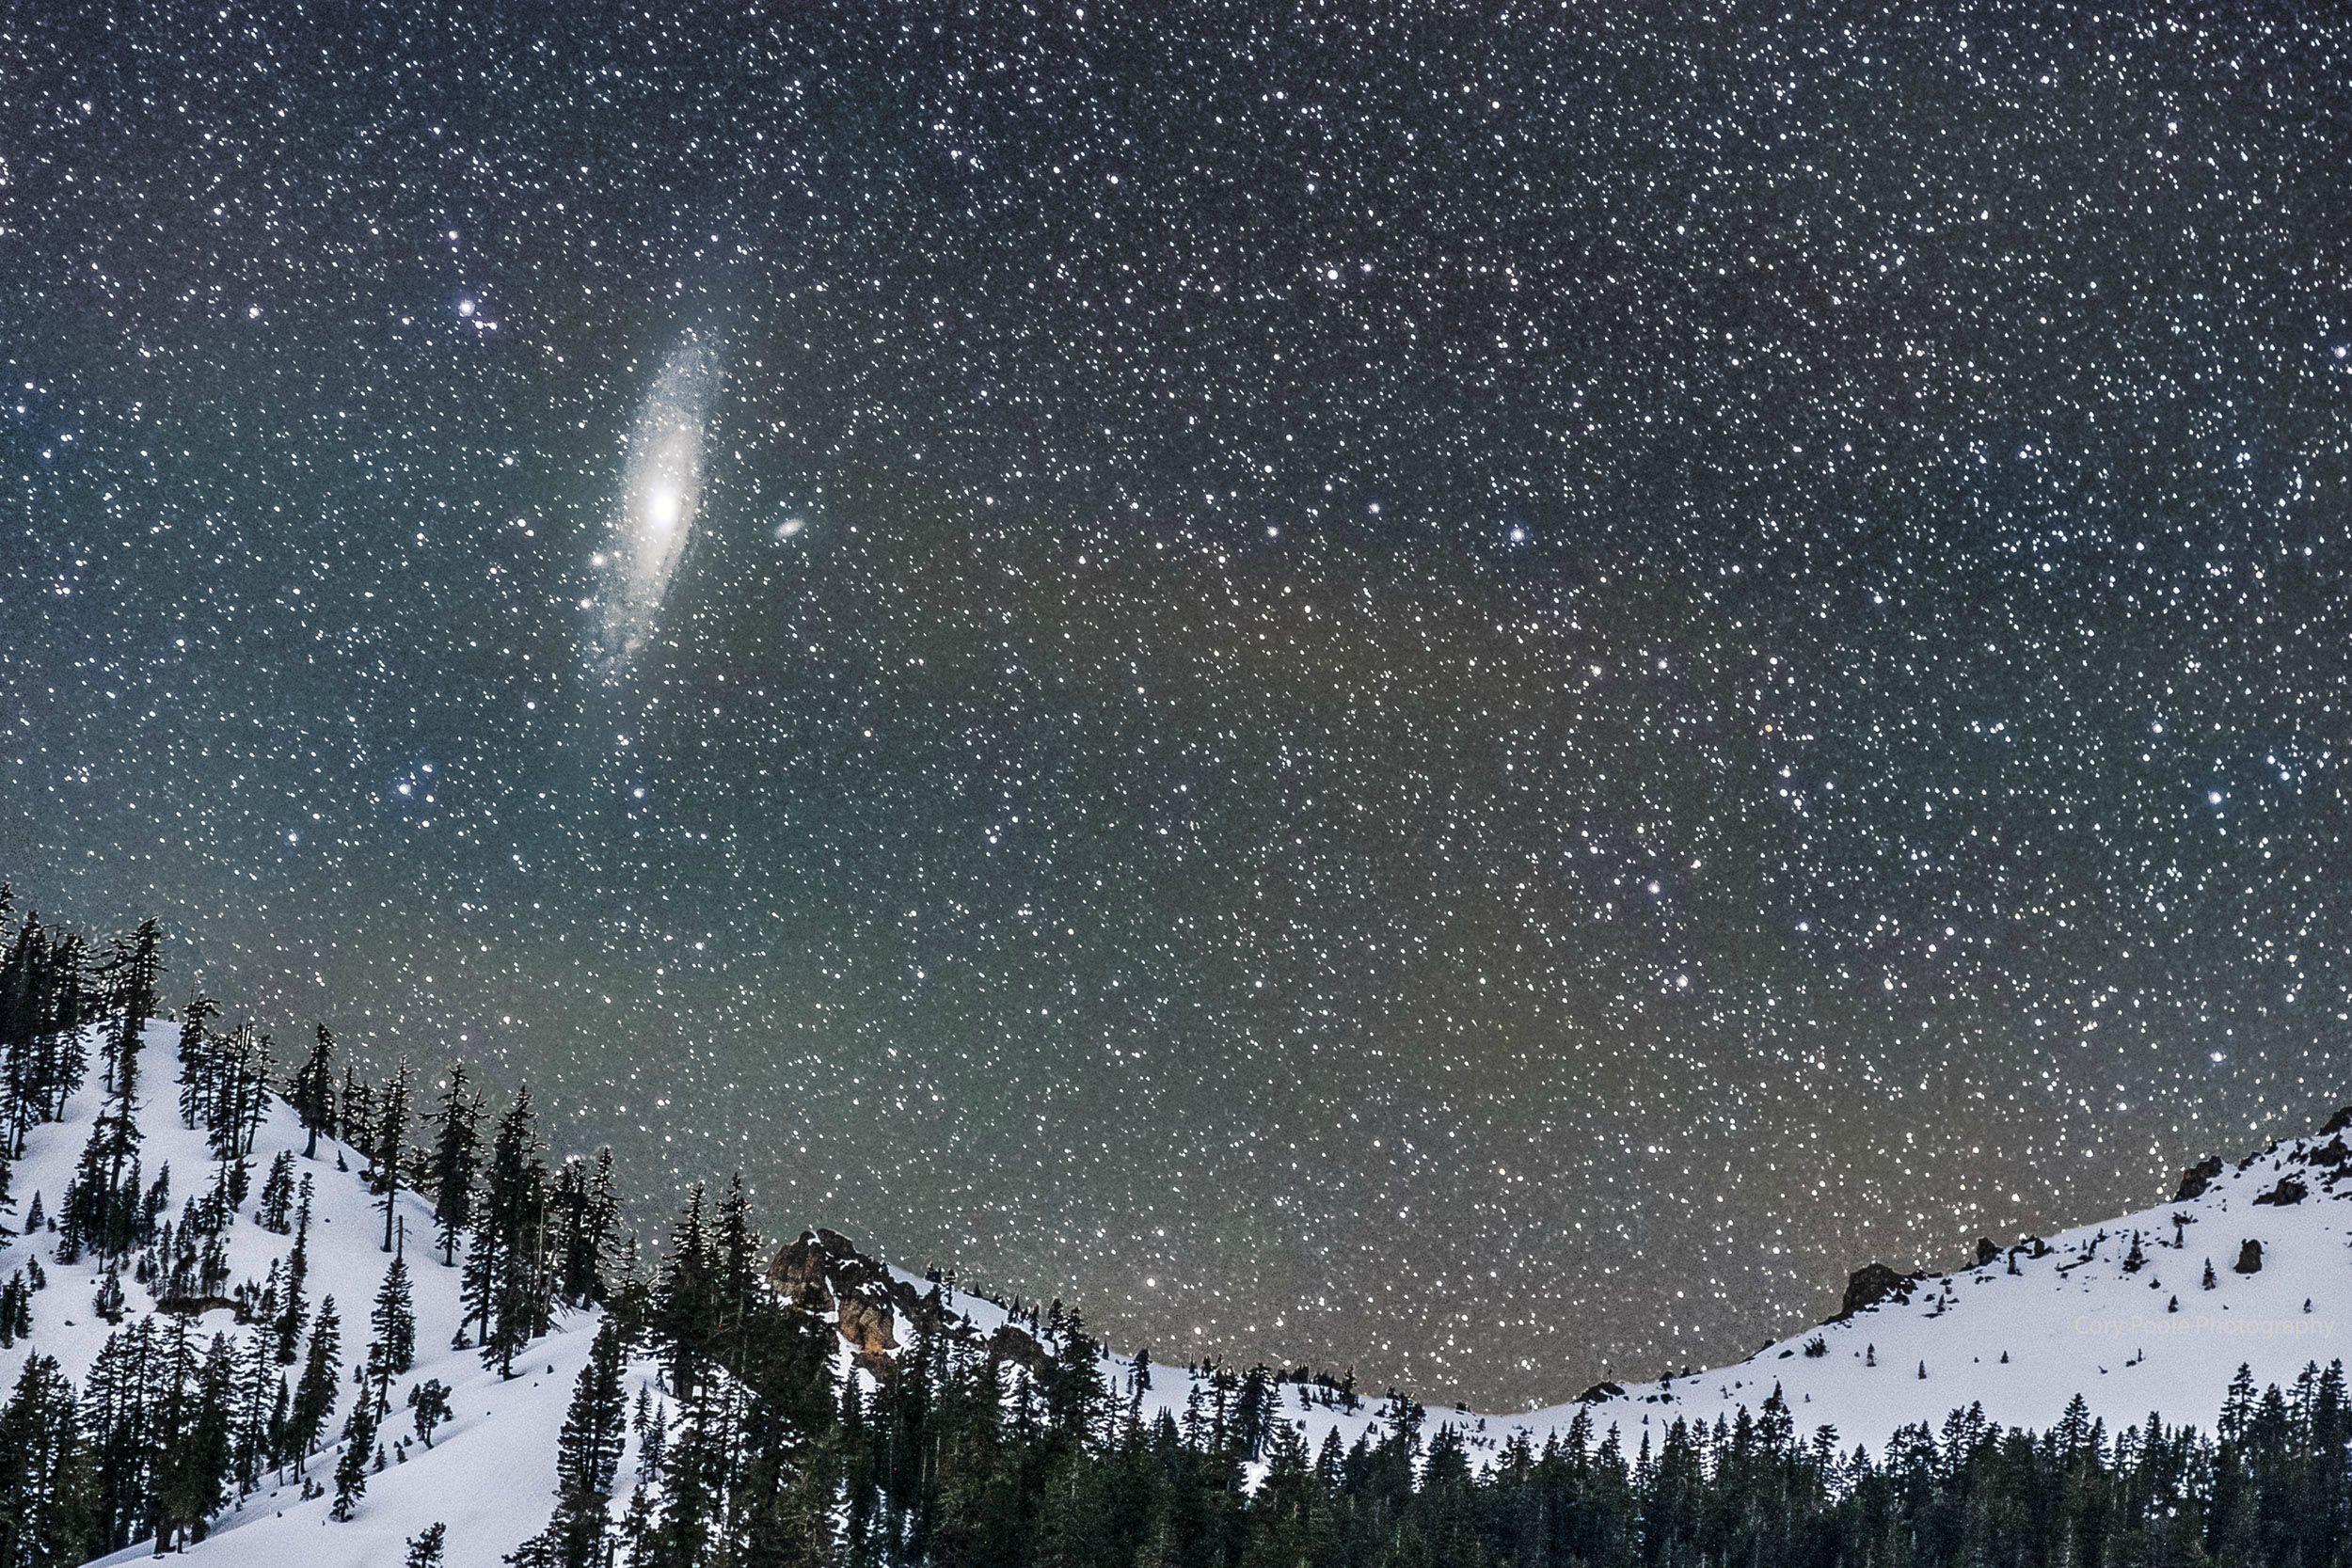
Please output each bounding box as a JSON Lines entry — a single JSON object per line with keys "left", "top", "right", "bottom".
{"left": 2321, "top": 1106, "right": 2352, "bottom": 1136}
{"left": 1837, "top": 1262, "right": 1916, "bottom": 1318}
{"left": 2252, "top": 1175, "right": 2308, "bottom": 1208}
{"left": 1974, "top": 1237, "right": 1999, "bottom": 1268}
{"left": 765, "top": 1227, "right": 1059, "bottom": 1385}
{"left": 1576, "top": 1381, "right": 1627, "bottom": 1403}
{"left": 768, "top": 1233, "right": 837, "bottom": 1311}
{"left": 988, "top": 1323, "right": 1054, "bottom": 1379}
{"left": 2233, "top": 1239, "right": 2264, "bottom": 1275}
{"left": 2173, "top": 1155, "right": 2226, "bottom": 1203}
{"left": 838, "top": 1296, "right": 898, "bottom": 1373}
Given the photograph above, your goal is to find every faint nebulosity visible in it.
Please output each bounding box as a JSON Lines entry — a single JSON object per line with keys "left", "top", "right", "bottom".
{"left": 2, "top": 3, "right": 2348, "bottom": 1407}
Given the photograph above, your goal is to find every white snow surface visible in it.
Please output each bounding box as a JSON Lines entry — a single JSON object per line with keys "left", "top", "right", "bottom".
{"left": 8, "top": 1022, "right": 2345, "bottom": 1565}
{"left": 1535, "top": 1131, "right": 2350, "bottom": 1457}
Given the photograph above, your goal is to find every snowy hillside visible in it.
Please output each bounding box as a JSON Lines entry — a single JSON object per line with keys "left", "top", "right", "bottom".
{"left": 761, "top": 1102, "right": 2351, "bottom": 1468}
{"left": 3, "top": 1020, "right": 612, "bottom": 1568}
{"left": 1557, "top": 1111, "right": 2352, "bottom": 1454}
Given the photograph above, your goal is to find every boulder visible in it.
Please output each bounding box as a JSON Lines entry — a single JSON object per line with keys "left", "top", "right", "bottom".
{"left": 2173, "top": 1155, "right": 2226, "bottom": 1202}
{"left": 1837, "top": 1262, "right": 1916, "bottom": 1318}
{"left": 986, "top": 1323, "right": 1054, "bottom": 1378}
{"left": 1975, "top": 1237, "right": 1999, "bottom": 1268}
{"left": 765, "top": 1227, "right": 1100, "bottom": 1391}
{"left": 885, "top": 1276, "right": 946, "bottom": 1336}
{"left": 2233, "top": 1239, "right": 2264, "bottom": 1275}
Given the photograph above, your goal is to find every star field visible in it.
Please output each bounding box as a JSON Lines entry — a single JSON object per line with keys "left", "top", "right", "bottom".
{"left": 3, "top": 1, "right": 2350, "bottom": 1408}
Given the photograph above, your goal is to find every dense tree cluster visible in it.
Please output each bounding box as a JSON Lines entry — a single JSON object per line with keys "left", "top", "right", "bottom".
{"left": 0, "top": 897, "right": 613, "bottom": 1562}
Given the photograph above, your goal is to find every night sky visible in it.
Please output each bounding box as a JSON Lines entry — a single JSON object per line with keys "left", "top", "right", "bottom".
{"left": 5, "top": 2, "right": 2350, "bottom": 1409}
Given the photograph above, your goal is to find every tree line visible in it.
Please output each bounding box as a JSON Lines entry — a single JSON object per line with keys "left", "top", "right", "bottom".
{"left": 0, "top": 890, "right": 2345, "bottom": 1568}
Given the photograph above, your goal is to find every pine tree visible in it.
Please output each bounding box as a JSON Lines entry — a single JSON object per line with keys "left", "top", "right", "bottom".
{"left": 80, "top": 1320, "right": 154, "bottom": 1553}
{"left": 711, "top": 1172, "right": 762, "bottom": 1339}
{"left": 229, "top": 1329, "right": 279, "bottom": 1492}
{"left": 406, "top": 1378, "right": 452, "bottom": 1449}
{"left": 0, "top": 1353, "right": 92, "bottom": 1568}
{"left": 153, "top": 1331, "right": 234, "bottom": 1550}
{"left": 372, "top": 1251, "right": 418, "bottom": 1383}
{"left": 287, "top": 1296, "right": 342, "bottom": 1472}
{"left": 173, "top": 995, "right": 217, "bottom": 1127}
{"left": 42, "top": 935, "right": 90, "bottom": 1123}
{"left": 523, "top": 1319, "right": 628, "bottom": 1568}
{"left": 289, "top": 1026, "right": 336, "bottom": 1159}
{"left": 341, "top": 1064, "right": 373, "bottom": 1151}
{"left": 426, "top": 1065, "right": 482, "bottom": 1268}
{"left": 59, "top": 959, "right": 152, "bottom": 1266}
{"left": 373, "top": 1057, "right": 413, "bottom": 1252}
{"left": 112, "top": 919, "right": 163, "bottom": 1025}
{"left": 274, "top": 1180, "right": 313, "bottom": 1363}
{"left": 329, "top": 1394, "right": 376, "bottom": 1522}
{"left": 258, "top": 1149, "right": 296, "bottom": 1233}
{"left": 465, "top": 1087, "right": 548, "bottom": 1377}
{"left": 404, "top": 1521, "right": 448, "bottom": 1567}
{"left": 653, "top": 1182, "right": 714, "bottom": 1402}
{"left": 548, "top": 1148, "right": 619, "bottom": 1310}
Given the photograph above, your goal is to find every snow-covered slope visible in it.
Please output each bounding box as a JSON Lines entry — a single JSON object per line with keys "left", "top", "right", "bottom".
{"left": 775, "top": 1105, "right": 2352, "bottom": 1469}
{"left": 1557, "top": 1116, "right": 2351, "bottom": 1454}
{"left": 5, "top": 1022, "right": 609, "bottom": 1568}
{"left": 99, "top": 1337, "right": 601, "bottom": 1568}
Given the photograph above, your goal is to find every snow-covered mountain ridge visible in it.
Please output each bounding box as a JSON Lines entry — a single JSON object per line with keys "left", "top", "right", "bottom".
{"left": 767, "top": 1102, "right": 2352, "bottom": 1467}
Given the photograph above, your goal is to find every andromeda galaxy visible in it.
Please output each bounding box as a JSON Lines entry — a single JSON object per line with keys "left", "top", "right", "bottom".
{"left": 596, "top": 338, "right": 720, "bottom": 672}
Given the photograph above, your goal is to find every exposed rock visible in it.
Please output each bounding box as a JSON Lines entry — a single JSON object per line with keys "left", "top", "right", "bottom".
{"left": 769, "top": 1226, "right": 1045, "bottom": 1385}
{"left": 1837, "top": 1262, "right": 1916, "bottom": 1318}
{"left": 838, "top": 1295, "right": 898, "bottom": 1373}
{"left": 2173, "top": 1155, "right": 2226, "bottom": 1203}
{"left": 2313, "top": 1136, "right": 2349, "bottom": 1168}
{"left": 987, "top": 1323, "right": 1053, "bottom": 1378}
{"left": 2321, "top": 1105, "right": 2352, "bottom": 1136}
{"left": 2233, "top": 1239, "right": 2264, "bottom": 1275}
{"left": 2251, "top": 1176, "right": 2307, "bottom": 1208}
{"left": 1576, "top": 1381, "right": 1626, "bottom": 1403}
{"left": 884, "top": 1276, "right": 945, "bottom": 1336}
{"left": 767, "top": 1232, "right": 837, "bottom": 1311}
{"left": 1975, "top": 1237, "right": 1999, "bottom": 1268}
